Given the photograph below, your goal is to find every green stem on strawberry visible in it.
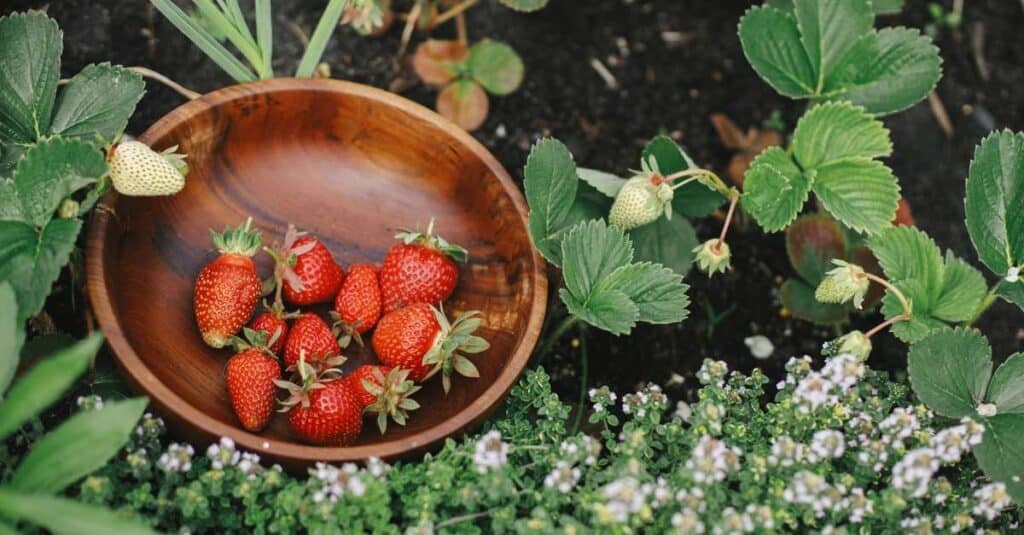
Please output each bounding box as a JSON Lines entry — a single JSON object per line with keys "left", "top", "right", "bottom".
{"left": 570, "top": 324, "right": 589, "bottom": 435}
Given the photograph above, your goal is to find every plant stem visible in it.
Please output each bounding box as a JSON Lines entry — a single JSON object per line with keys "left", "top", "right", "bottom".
{"left": 865, "top": 314, "right": 908, "bottom": 338}
{"left": 537, "top": 315, "right": 579, "bottom": 358}
{"left": 399, "top": 0, "right": 423, "bottom": 54}
{"left": 669, "top": 176, "right": 700, "bottom": 190}
{"left": 968, "top": 285, "right": 1000, "bottom": 326}
{"left": 435, "top": 0, "right": 479, "bottom": 26}
{"left": 717, "top": 190, "right": 740, "bottom": 246}
{"left": 571, "top": 326, "right": 589, "bottom": 435}
{"left": 435, "top": 510, "right": 492, "bottom": 529}
{"left": 127, "top": 67, "right": 201, "bottom": 100}
{"left": 863, "top": 272, "right": 912, "bottom": 318}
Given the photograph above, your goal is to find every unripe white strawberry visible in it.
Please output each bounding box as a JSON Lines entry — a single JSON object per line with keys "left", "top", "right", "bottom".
{"left": 608, "top": 174, "right": 673, "bottom": 230}
{"left": 108, "top": 141, "right": 188, "bottom": 197}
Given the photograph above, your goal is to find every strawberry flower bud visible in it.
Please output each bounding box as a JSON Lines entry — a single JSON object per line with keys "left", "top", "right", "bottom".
{"left": 823, "top": 330, "right": 872, "bottom": 361}
{"left": 815, "top": 260, "right": 870, "bottom": 309}
{"left": 58, "top": 198, "right": 79, "bottom": 219}
{"left": 692, "top": 239, "right": 731, "bottom": 276}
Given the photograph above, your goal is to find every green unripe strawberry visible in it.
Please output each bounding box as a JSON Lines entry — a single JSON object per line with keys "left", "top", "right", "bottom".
{"left": 108, "top": 141, "right": 188, "bottom": 197}
{"left": 693, "top": 239, "right": 732, "bottom": 276}
{"left": 815, "top": 260, "right": 870, "bottom": 309}
{"left": 608, "top": 173, "right": 674, "bottom": 230}
{"left": 823, "top": 330, "right": 872, "bottom": 361}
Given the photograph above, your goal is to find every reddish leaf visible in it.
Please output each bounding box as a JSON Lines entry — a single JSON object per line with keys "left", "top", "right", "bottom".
{"left": 781, "top": 278, "right": 850, "bottom": 325}
{"left": 786, "top": 213, "right": 847, "bottom": 284}
{"left": 412, "top": 40, "right": 468, "bottom": 87}
{"left": 437, "top": 80, "right": 489, "bottom": 131}
{"left": 710, "top": 113, "right": 782, "bottom": 189}
{"left": 893, "top": 197, "right": 916, "bottom": 227}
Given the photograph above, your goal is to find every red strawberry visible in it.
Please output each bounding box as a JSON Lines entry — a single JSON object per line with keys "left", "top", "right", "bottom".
{"left": 380, "top": 220, "right": 468, "bottom": 312}
{"left": 267, "top": 225, "right": 344, "bottom": 306}
{"left": 344, "top": 365, "right": 421, "bottom": 434}
{"left": 279, "top": 355, "right": 361, "bottom": 445}
{"left": 331, "top": 263, "right": 382, "bottom": 347}
{"left": 226, "top": 329, "right": 281, "bottom": 431}
{"left": 372, "top": 303, "right": 489, "bottom": 393}
{"left": 194, "top": 217, "right": 263, "bottom": 348}
{"left": 283, "top": 314, "right": 341, "bottom": 368}
{"left": 249, "top": 310, "right": 289, "bottom": 355}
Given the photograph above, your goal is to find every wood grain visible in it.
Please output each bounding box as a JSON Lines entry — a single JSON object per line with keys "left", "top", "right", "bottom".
{"left": 85, "top": 79, "right": 546, "bottom": 470}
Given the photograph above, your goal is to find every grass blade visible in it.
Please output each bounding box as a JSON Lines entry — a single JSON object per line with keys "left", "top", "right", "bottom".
{"left": 192, "top": 0, "right": 264, "bottom": 75}
{"left": 150, "top": 0, "right": 256, "bottom": 82}
{"left": 295, "top": 0, "right": 348, "bottom": 77}
{"left": 255, "top": 0, "right": 274, "bottom": 78}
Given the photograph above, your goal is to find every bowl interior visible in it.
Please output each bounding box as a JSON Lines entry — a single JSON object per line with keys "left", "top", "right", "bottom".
{"left": 90, "top": 80, "right": 542, "bottom": 463}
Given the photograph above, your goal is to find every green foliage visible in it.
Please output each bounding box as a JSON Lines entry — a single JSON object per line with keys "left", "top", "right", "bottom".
{"left": 909, "top": 328, "right": 1024, "bottom": 503}
{"left": 467, "top": 40, "right": 524, "bottom": 96}
{"left": 642, "top": 136, "right": 725, "bottom": 218}
{"left": 739, "top": 0, "right": 940, "bottom": 115}
{"left": 0, "top": 218, "right": 83, "bottom": 324}
{"left": 0, "top": 489, "right": 154, "bottom": 535}
{"left": 524, "top": 138, "right": 580, "bottom": 265}
{"left": 50, "top": 64, "right": 145, "bottom": 144}
{"left": 0, "top": 283, "right": 19, "bottom": 392}
{"left": 0, "top": 138, "right": 105, "bottom": 227}
{"left": 742, "top": 102, "right": 899, "bottom": 234}
{"left": 498, "top": 0, "right": 549, "bottom": 12}
{"left": 0, "top": 13, "right": 62, "bottom": 144}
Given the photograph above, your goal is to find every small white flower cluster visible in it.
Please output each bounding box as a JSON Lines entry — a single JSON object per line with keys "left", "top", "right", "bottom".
{"left": 878, "top": 407, "right": 922, "bottom": 449}
{"left": 206, "top": 437, "right": 241, "bottom": 469}
{"left": 365, "top": 456, "right": 390, "bottom": 478}
{"left": 472, "top": 430, "right": 508, "bottom": 474}
{"left": 560, "top": 436, "right": 600, "bottom": 466}
{"left": 595, "top": 476, "right": 645, "bottom": 524}
{"left": 696, "top": 359, "right": 728, "bottom": 387}
{"left": 588, "top": 386, "right": 618, "bottom": 414}
{"left": 891, "top": 448, "right": 940, "bottom": 498}
{"left": 807, "top": 429, "right": 846, "bottom": 462}
{"left": 779, "top": 356, "right": 814, "bottom": 388}
{"left": 543, "top": 461, "right": 581, "bottom": 493}
{"left": 972, "top": 482, "right": 1012, "bottom": 521}
{"left": 930, "top": 418, "right": 984, "bottom": 463}
{"left": 75, "top": 395, "right": 104, "bottom": 411}
{"left": 792, "top": 372, "right": 835, "bottom": 413}
{"left": 125, "top": 447, "right": 149, "bottom": 475}
{"left": 768, "top": 435, "right": 804, "bottom": 467}
{"left": 782, "top": 470, "right": 843, "bottom": 518}
{"left": 310, "top": 462, "right": 367, "bottom": 503}
{"left": 842, "top": 487, "right": 874, "bottom": 523}
{"left": 820, "top": 353, "right": 865, "bottom": 390}
{"left": 621, "top": 384, "right": 667, "bottom": 419}
{"left": 671, "top": 508, "right": 705, "bottom": 534}
{"left": 134, "top": 412, "right": 165, "bottom": 439}
{"left": 685, "top": 435, "right": 741, "bottom": 484}
{"left": 158, "top": 443, "right": 194, "bottom": 473}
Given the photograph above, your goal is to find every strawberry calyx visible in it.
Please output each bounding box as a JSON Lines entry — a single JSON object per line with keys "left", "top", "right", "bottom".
{"left": 420, "top": 306, "right": 490, "bottom": 394}
{"left": 329, "top": 310, "right": 365, "bottom": 349}
{"left": 263, "top": 224, "right": 315, "bottom": 294}
{"left": 229, "top": 327, "right": 278, "bottom": 357}
{"left": 362, "top": 367, "right": 422, "bottom": 434}
{"left": 394, "top": 218, "right": 468, "bottom": 264}
{"left": 210, "top": 217, "right": 262, "bottom": 257}
{"left": 275, "top": 351, "right": 346, "bottom": 412}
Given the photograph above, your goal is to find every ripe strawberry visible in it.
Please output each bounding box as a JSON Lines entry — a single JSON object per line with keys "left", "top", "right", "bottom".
{"left": 267, "top": 225, "right": 344, "bottom": 306}
{"left": 372, "top": 303, "right": 489, "bottom": 393}
{"left": 331, "top": 263, "right": 382, "bottom": 347}
{"left": 194, "top": 218, "right": 263, "bottom": 349}
{"left": 344, "top": 365, "right": 421, "bottom": 434}
{"left": 380, "top": 220, "right": 468, "bottom": 312}
{"left": 279, "top": 354, "right": 361, "bottom": 445}
{"left": 108, "top": 140, "right": 188, "bottom": 197}
{"left": 225, "top": 328, "right": 281, "bottom": 431}
{"left": 283, "top": 314, "right": 341, "bottom": 368}
{"left": 249, "top": 310, "right": 289, "bottom": 355}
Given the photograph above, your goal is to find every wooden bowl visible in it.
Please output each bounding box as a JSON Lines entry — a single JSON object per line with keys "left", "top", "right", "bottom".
{"left": 86, "top": 79, "right": 546, "bottom": 469}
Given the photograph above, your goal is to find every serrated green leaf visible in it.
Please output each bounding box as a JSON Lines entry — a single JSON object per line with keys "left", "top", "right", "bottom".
{"left": 786, "top": 213, "right": 847, "bottom": 284}
{"left": 560, "top": 287, "right": 638, "bottom": 336}
{"left": 0, "top": 282, "right": 20, "bottom": 393}
{"left": 49, "top": 63, "right": 145, "bottom": 144}
{"left": 468, "top": 40, "right": 523, "bottom": 96}
{"left": 0, "top": 218, "right": 82, "bottom": 322}
{"left": 498, "top": 0, "right": 549, "bottom": 11}
{"left": 577, "top": 168, "right": 626, "bottom": 198}
{"left": 0, "top": 137, "right": 105, "bottom": 227}
{"left": 973, "top": 414, "right": 1024, "bottom": 504}
{"left": 812, "top": 158, "right": 899, "bottom": 235}
{"left": 823, "top": 27, "right": 941, "bottom": 115}
{"left": 12, "top": 397, "right": 147, "bottom": 493}
{"left": 628, "top": 214, "right": 698, "bottom": 276}
{"left": 559, "top": 219, "right": 633, "bottom": 303}
{"left": 0, "top": 333, "right": 102, "bottom": 441}
{"left": 965, "top": 130, "right": 1024, "bottom": 278}
{"left": 781, "top": 278, "right": 849, "bottom": 324}
{"left": 931, "top": 253, "right": 987, "bottom": 322}
{"left": 883, "top": 291, "right": 944, "bottom": 344}
{"left": 767, "top": 0, "right": 902, "bottom": 16}
{"left": 741, "top": 147, "right": 811, "bottom": 232}
{"left": 642, "top": 136, "right": 724, "bottom": 217}
{"left": 738, "top": 6, "right": 815, "bottom": 98}
{"left": 792, "top": 0, "right": 874, "bottom": 88}
{"left": 0, "top": 488, "right": 157, "bottom": 535}
{"left": 988, "top": 354, "right": 1024, "bottom": 414}
{"left": 598, "top": 262, "right": 689, "bottom": 325}
{"left": 524, "top": 138, "right": 578, "bottom": 265}
{"left": 0, "top": 12, "right": 62, "bottom": 143}
{"left": 997, "top": 279, "right": 1024, "bottom": 312}
{"left": 868, "top": 226, "right": 943, "bottom": 290}
{"left": 908, "top": 327, "right": 991, "bottom": 419}
{"left": 791, "top": 101, "right": 892, "bottom": 168}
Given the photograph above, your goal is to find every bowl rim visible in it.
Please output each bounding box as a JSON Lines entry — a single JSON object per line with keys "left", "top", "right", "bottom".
{"left": 85, "top": 78, "right": 547, "bottom": 465}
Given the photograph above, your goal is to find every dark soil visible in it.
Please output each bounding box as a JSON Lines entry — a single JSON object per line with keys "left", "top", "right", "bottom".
{"left": 6, "top": 0, "right": 1023, "bottom": 407}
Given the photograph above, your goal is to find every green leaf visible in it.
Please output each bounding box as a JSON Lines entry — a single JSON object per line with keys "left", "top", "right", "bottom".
{"left": 295, "top": 0, "right": 347, "bottom": 78}
{"left": 0, "top": 333, "right": 102, "bottom": 441}
{"left": 823, "top": 27, "right": 941, "bottom": 115}
{"left": 868, "top": 226, "right": 943, "bottom": 290}
{"left": 790, "top": 101, "right": 892, "bottom": 168}
{"left": 498, "top": 0, "right": 549, "bottom": 11}
{"left": 907, "top": 327, "right": 991, "bottom": 419}
{"left": 0, "top": 218, "right": 83, "bottom": 322}
{"left": 642, "top": 136, "right": 723, "bottom": 218}
{"left": 0, "top": 488, "right": 157, "bottom": 535}
{"left": 0, "top": 282, "right": 21, "bottom": 392}
{"left": 560, "top": 287, "right": 637, "bottom": 336}
{"left": 811, "top": 158, "right": 899, "bottom": 235}
{"left": 786, "top": 213, "right": 848, "bottom": 284}
{"left": 150, "top": 0, "right": 256, "bottom": 82}
{"left": 997, "top": 279, "right": 1024, "bottom": 312}
{"left": 12, "top": 397, "right": 147, "bottom": 493}
{"left": 738, "top": 6, "right": 815, "bottom": 98}
{"left": 792, "top": 0, "right": 874, "bottom": 87}
{"left": 49, "top": 63, "right": 145, "bottom": 144}
{"left": 576, "top": 168, "right": 626, "bottom": 198}
{"left": 598, "top": 262, "right": 689, "bottom": 325}
{"left": 781, "top": 278, "right": 849, "bottom": 324}
{"left": 964, "top": 130, "right": 1024, "bottom": 278}
{"left": 524, "top": 139, "right": 578, "bottom": 266}
{"left": 872, "top": 0, "right": 903, "bottom": 15}
{"left": 973, "top": 414, "right": 1024, "bottom": 504}
{"left": 987, "top": 354, "right": 1024, "bottom": 414}
{"left": 0, "top": 137, "right": 105, "bottom": 227}
{"left": 741, "top": 147, "right": 811, "bottom": 232}
{"left": 931, "top": 254, "right": 987, "bottom": 322}
{"left": 0, "top": 12, "right": 62, "bottom": 143}
{"left": 628, "top": 214, "right": 698, "bottom": 276}
{"left": 468, "top": 40, "right": 524, "bottom": 96}
{"left": 559, "top": 219, "right": 633, "bottom": 304}
{"left": 883, "top": 293, "right": 945, "bottom": 344}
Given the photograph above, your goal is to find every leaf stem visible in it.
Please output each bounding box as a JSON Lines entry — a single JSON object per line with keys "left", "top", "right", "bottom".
{"left": 865, "top": 314, "right": 908, "bottom": 338}
{"left": 435, "top": 510, "right": 492, "bottom": 529}
{"left": 863, "top": 272, "right": 912, "bottom": 318}
{"left": 434, "top": 0, "right": 480, "bottom": 27}
{"left": 968, "top": 285, "right": 1000, "bottom": 326}
{"left": 717, "top": 190, "right": 741, "bottom": 246}
{"left": 571, "top": 326, "right": 588, "bottom": 435}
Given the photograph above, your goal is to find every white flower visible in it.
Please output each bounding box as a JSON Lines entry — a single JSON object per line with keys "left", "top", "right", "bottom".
{"left": 745, "top": 504, "right": 775, "bottom": 530}
{"left": 930, "top": 419, "right": 984, "bottom": 463}
{"left": 879, "top": 407, "right": 921, "bottom": 447}
{"left": 714, "top": 507, "right": 754, "bottom": 534}
{"left": 972, "top": 482, "right": 1011, "bottom": 520}
{"left": 744, "top": 335, "right": 774, "bottom": 359}
{"left": 206, "top": 437, "right": 240, "bottom": 470}
{"left": 236, "top": 452, "right": 262, "bottom": 478}
{"left": 472, "top": 430, "right": 508, "bottom": 474}
{"left": 76, "top": 395, "right": 104, "bottom": 411}
{"left": 596, "top": 477, "right": 645, "bottom": 524}
{"left": 768, "top": 435, "right": 804, "bottom": 467}
{"left": 696, "top": 360, "right": 728, "bottom": 386}
{"left": 543, "top": 461, "right": 581, "bottom": 493}
{"left": 808, "top": 429, "right": 846, "bottom": 462}
{"left": 793, "top": 372, "right": 836, "bottom": 413}
{"left": 365, "top": 457, "right": 390, "bottom": 478}
{"left": 158, "top": 443, "right": 194, "bottom": 473}
{"left": 821, "top": 353, "right": 866, "bottom": 391}
{"left": 134, "top": 412, "right": 165, "bottom": 438}
{"left": 310, "top": 462, "right": 367, "bottom": 503}
{"left": 686, "top": 435, "right": 741, "bottom": 484}
{"left": 1006, "top": 266, "right": 1020, "bottom": 283}
{"left": 676, "top": 487, "right": 707, "bottom": 514}
{"left": 783, "top": 470, "right": 840, "bottom": 518}
{"left": 891, "top": 448, "right": 939, "bottom": 498}
{"left": 671, "top": 508, "right": 705, "bottom": 534}
{"left": 976, "top": 402, "right": 997, "bottom": 417}
{"left": 842, "top": 487, "right": 874, "bottom": 523}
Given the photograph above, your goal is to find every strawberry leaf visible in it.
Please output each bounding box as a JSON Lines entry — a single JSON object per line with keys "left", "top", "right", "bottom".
{"left": 576, "top": 168, "right": 626, "bottom": 198}
{"left": 908, "top": 327, "right": 992, "bottom": 419}
{"left": 781, "top": 278, "right": 849, "bottom": 325}
{"left": 741, "top": 147, "right": 810, "bottom": 232}
{"left": 997, "top": 280, "right": 1024, "bottom": 312}
{"left": 467, "top": 40, "right": 524, "bottom": 96}
{"left": 973, "top": 414, "right": 1024, "bottom": 504}
{"left": 965, "top": 130, "right": 1024, "bottom": 279}
{"left": 811, "top": 158, "right": 899, "bottom": 235}
{"left": 524, "top": 138, "right": 579, "bottom": 266}
{"left": 49, "top": 63, "right": 145, "bottom": 146}
{"left": 0, "top": 137, "right": 105, "bottom": 227}
{"left": 0, "top": 12, "right": 62, "bottom": 143}
{"left": 786, "top": 214, "right": 848, "bottom": 285}
{"left": 0, "top": 218, "right": 82, "bottom": 323}
{"left": 559, "top": 219, "right": 633, "bottom": 303}
{"left": 411, "top": 40, "right": 468, "bottom": 87}
{"left": 0, "top": 282, "right": 19, "bottom": 393}
{"left": 791, "top": 102, "right": 892, "bottom": 168}
{"left": 560, "top": 287, "right": 638, "bottom": 337}
{"left": 987, "top": 354, "right": 1024, "bottom": 414}
{"left": 628, "top": 214, "right": 698, "bottom": 276}
{"left": 597, "top": 262, "right": 690, "bottom": 325}
{"left": 738, "top": 6, "right": 815, "bottom": 98}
